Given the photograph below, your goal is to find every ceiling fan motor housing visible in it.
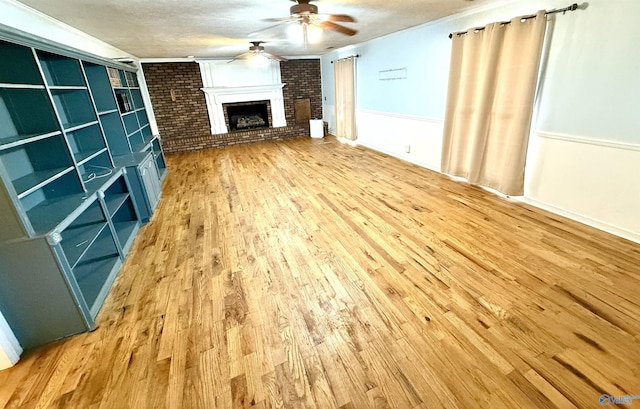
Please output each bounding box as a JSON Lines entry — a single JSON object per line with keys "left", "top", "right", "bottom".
{"left": 249, "top": 42, "right": 265, "bottom": 52}
{"left": 290, "top": 3, "right": 318, "bottom": 16}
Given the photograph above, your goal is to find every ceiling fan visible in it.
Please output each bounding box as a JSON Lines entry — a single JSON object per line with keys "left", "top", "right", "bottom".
{"left": 260, "top": 0, "right": 358, "bottom": 45}
{"left": 229, "top": 41, "right": 288, "bottom": 63}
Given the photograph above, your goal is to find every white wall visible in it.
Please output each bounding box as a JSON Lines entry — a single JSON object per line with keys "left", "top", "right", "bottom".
{"left": 0, "top": 0, "right": 131, "bottom": 59}
{"left": 321, "top": 0, "right": 640, "bottom": 243}
{"left": 524, "top": 133, "right": 640, "bottom": 243}
{"left": 0, "top": 312, "right": 21, "bottom": 370}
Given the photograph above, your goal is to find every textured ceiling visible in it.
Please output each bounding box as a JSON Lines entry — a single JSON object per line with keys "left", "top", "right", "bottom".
{"left": 17, "top": 0, "right": 503, "bottom": 58}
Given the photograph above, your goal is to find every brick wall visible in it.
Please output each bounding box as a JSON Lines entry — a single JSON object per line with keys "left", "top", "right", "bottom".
{"left": 281, "top": 59, "right": 323, "bottom": 123}
{"left": 161, "top": 125, "right": 309, "bottom": 152}
{"left": 142, "top": 63, "right": 210, "bottom": 144}
{"left": 143, "top": 59, "right": 322, "bottom": 153}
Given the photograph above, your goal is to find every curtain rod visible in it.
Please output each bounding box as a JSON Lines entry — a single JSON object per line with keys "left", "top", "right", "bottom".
{"left": 330, "top": 54, "right": 360, "bottom": 64}
{"left": 448, "top": 3, "right": 579, "bottom": 39}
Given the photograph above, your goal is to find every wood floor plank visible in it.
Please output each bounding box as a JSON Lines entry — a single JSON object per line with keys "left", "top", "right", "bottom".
{"left": 1, "top": 136, "right": 640, "bottom": 408}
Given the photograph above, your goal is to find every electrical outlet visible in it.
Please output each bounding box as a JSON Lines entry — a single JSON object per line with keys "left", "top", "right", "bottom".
{"left": 405, "top": 145, "right": 411, "bottom": 153}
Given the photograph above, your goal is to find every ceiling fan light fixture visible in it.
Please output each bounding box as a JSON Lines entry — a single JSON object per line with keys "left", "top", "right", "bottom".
{"left": 254, "top": 0, "right": 358, "bottom": 47}
{"left": 229, "top": 41, "right": 287, "bottom": 63}
{"left": 248, "top": 54, "right": 271, "bottom": 67}
{"left": 307, "top": 24, "right": 323, "bottom": 43}
{"left": 287, "top": 22, "right": 304, "bottom": 40}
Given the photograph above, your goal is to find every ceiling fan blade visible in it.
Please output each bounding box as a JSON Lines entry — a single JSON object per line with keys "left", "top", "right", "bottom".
{"left": 249, "top": 22, "right": 289, "bottom": 37}
{"left": 319, "top": 21, "right": 358, "bottom": 36}
{"left": 323, "top": 14, "right": 356, "bottom": 23}
{"left": 249, "top": 17, "right": 306, "bottom": 37}
{"left": 263, "top": 52, "right": 289, "bottom": 62}
{"left": 228, "top": 52, "right": 254, "bottom": 63}
{"left": 263, "top": 17, "right": 296, "bottom": 22}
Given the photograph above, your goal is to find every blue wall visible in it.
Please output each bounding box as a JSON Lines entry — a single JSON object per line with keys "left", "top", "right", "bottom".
{"left": 322, "top": 0, "right": 640, "bottom": 144}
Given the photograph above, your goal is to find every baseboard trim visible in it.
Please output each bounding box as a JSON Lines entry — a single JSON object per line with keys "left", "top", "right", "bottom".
{"left": 356, "top": 139, "right": 442, "bottom": 173}
{"left": 520, "top": 197, "right": 640, "bottom": 245}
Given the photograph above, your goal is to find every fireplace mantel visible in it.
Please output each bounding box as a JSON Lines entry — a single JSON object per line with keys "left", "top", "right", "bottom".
{"left": 200, "top": 84, "right": 287, "bottom": 135}
{"left": 198, "top": 60, "right": 288, "bottom": 135}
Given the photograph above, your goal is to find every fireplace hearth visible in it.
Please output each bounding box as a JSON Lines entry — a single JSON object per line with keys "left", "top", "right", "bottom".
{"left": 224, "top": 101, "right": 270, "bottom": 132}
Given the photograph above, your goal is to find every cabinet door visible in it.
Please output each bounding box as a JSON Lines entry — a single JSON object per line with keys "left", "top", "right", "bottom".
{"left": 140, "top": 156, "right": 160, "bottom": 211}
{"left": 0, "top": 237, "right": 92, "bottom": 349}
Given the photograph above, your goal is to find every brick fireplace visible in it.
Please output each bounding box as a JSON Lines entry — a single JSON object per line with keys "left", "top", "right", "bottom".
{"left": 142, "top": 59, "right": 321, "bottom": 153}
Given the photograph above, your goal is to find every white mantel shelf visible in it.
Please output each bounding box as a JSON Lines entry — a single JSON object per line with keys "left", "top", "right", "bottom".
{"left": 203, "top": 84, "right": 285, "bottom": 95}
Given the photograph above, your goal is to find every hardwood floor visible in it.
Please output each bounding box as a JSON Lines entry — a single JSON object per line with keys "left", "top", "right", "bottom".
{"left": 1, "top": 136, "right": 640, "bottom": 408}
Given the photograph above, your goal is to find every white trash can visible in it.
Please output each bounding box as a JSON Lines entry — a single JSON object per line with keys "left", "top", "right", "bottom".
{"left": 310, "top": 119, "right": 324, "bottom": 138}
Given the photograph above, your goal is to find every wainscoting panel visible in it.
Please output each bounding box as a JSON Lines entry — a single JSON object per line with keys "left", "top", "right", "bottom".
{"left": 524, "top": 132, "right": 640, "bottom": 243}
{"left": 322, "top": 104, "right": 335, "bottom": 134}
{"left": 355, "top": 109, "right": 444, "bottom": 172}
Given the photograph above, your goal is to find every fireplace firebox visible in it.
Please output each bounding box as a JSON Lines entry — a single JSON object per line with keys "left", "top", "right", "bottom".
{"left": 224, "top": 101, "right": 270, "bottom": 131}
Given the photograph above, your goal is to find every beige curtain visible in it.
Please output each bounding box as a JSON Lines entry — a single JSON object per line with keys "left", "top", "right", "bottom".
{"left": 441, "top": 11, "right": 547, "bottom": 196}
{"left": 334, "top": 57, "right": 356, "bottom": 141}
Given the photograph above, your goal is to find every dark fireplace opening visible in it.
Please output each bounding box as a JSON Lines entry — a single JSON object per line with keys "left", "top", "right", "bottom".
{"left": 225, "top": 101, "right": 270, "bottom": 131}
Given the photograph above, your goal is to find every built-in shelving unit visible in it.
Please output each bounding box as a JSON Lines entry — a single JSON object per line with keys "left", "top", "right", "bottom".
{"left": 113, "top": 152, "right": 161, "bottom": 223}
{"left": 103, "top": 174, "right": 140, "bottom": 254}
{"left": 108, "top": 67, "right": 155, "bottom": 154}
{"left": 150, "top": 138, "right": 167, "bottom": 179}
{"left": 0, "top": 30, "right": 166, "bottom": 349}
{"left": 105, "top": 65, "right": 167, "bottom": 219}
